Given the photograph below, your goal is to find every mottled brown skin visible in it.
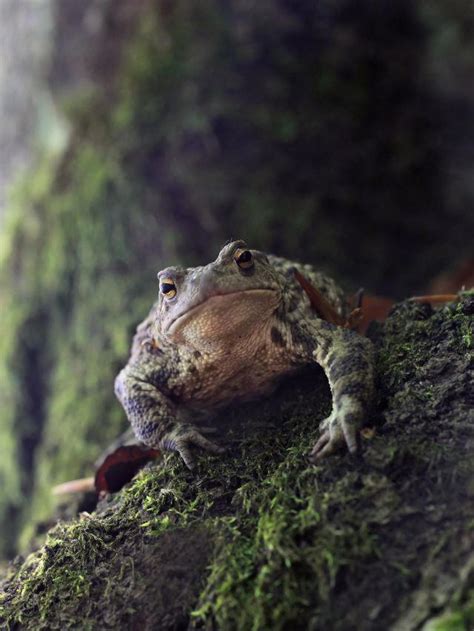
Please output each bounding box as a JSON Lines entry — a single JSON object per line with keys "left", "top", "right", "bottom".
{"left": 115, "top": 241, "right": 375, "bottom": 469}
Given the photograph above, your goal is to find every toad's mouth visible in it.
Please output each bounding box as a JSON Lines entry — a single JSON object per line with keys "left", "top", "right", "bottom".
{"left": 165, "top": 288, "right": 280, "bottom": 336}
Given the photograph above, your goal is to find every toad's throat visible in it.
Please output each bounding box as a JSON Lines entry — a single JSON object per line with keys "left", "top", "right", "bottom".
{"left": 165, "top": 288, "right": 280, "bottom": 336}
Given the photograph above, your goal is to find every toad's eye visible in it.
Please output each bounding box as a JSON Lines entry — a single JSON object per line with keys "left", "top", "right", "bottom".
{"left": 234, "top": 248, "right": 254, "bottom": 270}
{"left": 160, "top": 278, "right": 177, "bottom": 299}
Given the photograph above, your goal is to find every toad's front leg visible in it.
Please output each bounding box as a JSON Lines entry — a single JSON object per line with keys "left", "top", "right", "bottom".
{"left": 296, "top": 319, "right": 375, "bottom": 460}
{"left": 114, "top": 365, "right": 225, "bottom": 470}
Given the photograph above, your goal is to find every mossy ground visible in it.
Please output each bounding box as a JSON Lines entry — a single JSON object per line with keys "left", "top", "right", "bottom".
{"left": 0, "top": 297, "right": 472, "bottom": 630}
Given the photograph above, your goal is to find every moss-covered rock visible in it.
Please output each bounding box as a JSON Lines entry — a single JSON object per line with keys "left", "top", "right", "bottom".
{"left": 0, "top": 295, "right": 472, "bottom": 629}
{"left": 1, "top": 0, "right": 473, "bottom": 562}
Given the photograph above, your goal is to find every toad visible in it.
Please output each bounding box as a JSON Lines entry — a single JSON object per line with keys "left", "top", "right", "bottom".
{"left": 115, "top": 241, "right": 375, "bottom": 469}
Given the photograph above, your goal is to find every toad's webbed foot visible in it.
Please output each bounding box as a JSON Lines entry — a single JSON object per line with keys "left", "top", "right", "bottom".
{"left": 115, "top": 366, "right": 225, "bottom": 471}
{"left": 160, "top": 424, "right": 226, "bottom": 470}
{"left": 310, "top": 410, "right": 359, "bottom": 461}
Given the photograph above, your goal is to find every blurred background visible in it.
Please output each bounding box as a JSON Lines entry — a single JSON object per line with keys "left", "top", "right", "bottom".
{"left": 0, "top": 0, "right": 473, "bottom": 559}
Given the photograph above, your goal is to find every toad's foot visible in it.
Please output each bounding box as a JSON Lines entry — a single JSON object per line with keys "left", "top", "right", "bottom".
{"left": 161, "top": 424, "right": 226, "bottom": 471}
{"left": 310, "top": 410, "right": 359, "bottom": 461}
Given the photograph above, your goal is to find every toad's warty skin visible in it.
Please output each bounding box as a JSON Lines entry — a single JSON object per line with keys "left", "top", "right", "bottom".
{"left": 115, "top": 241, "right": 375, "bottom": 469}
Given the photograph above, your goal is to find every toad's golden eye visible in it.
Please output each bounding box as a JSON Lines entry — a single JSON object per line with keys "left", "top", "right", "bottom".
{"left": 160, "top": 278, "right": 177, "bottom": 299}
{"left": 234, "top": 248, "right": 254, "bottom": 270}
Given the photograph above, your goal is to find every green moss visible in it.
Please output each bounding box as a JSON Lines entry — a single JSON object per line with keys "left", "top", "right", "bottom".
{"left": 423, "top": 612, "right": 466, "bottom": 631}
{"left": 451, "top": 295, "right": 473, "bottom": 350}
{"left": 423, "top": 612, "right": 467, "bottom": 631}
{"left": 424, "top": 590, "right": 474, "bottom": 631}
{"left": 425, "top": 587, "right": 474, "bottom": 631}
